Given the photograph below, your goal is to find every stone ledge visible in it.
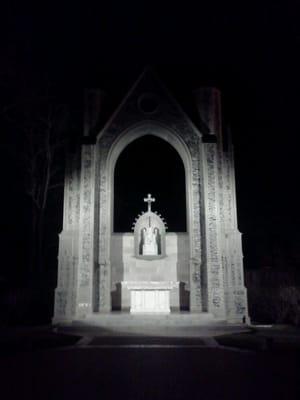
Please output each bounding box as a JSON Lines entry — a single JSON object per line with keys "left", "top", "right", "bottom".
{"left": 121, "top": 281, "right": 179, "bottom": 290}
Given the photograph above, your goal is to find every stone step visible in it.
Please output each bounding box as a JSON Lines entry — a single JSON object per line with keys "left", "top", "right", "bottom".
{"left": 75, "top": 312, "right": 225, "bottom": 328}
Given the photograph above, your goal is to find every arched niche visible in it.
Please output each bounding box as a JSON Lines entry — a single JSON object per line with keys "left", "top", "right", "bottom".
{"left": 133, "top": 210, "right": 167, "bottom": 259}
{"left": 113, "top": 134, "right": 186, "bottom": 233}
{"left": 106, "top": 122, "right": 193, "bottom": 241}
{"left": 96, "top": 121, "right": 203, "bottom": 312}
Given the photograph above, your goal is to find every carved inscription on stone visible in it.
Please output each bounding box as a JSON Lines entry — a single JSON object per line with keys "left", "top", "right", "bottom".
{"left": 233, "top": 290, "right": 246, "bottom": 315}
{"left": 223, "top": 153, "right": 234, "bottom": 230}
{"left": 99, "top": 262, "right": 109, "bottom": 309}
{"left": 64, "top": 153, "right": 81, "bottom": 231}
{"left": 206, "top": 144, "right": 220, "bottom": 268}
{"left": 79, "top": 146, "right": 94, "bottom": 288}
{"left": 55, "top": 290, "right": 67, "bottom": 317}
{"left": 204, "top": 143, "right": 226, "bottom": 316}
{"left": 187, "top": 141, "right": 202, "bottom": 310}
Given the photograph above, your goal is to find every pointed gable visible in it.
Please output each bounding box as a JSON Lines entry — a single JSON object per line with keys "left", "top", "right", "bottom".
{"left": 96, "top": 67, "right": 202, "bottom": 141}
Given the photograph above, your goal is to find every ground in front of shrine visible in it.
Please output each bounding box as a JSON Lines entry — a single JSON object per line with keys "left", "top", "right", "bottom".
{"left": 0, "top": 324, "right": 299, "bottom": 400}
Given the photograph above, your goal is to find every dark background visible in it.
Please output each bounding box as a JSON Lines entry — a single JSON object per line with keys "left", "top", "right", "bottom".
{"left": 1, "top": 1, "right": 300, "bottom": 287}
{"left": 114, "top": 135, "right": 187, "bottom": 233}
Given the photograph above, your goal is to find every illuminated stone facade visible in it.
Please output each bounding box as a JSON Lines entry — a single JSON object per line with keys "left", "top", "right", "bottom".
{"left": 53, "top": 69, "right": 249, "bottom": 324}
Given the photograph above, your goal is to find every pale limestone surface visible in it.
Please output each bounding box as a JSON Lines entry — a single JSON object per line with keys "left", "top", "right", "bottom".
{"left": 111, "top": 232, "right": 184, "bottom": 312}
{"left": 53, "top": 69, "right": 250, "bottom": 325}
{"left": 130, "top": 289, "right": 170, "bottom": 313}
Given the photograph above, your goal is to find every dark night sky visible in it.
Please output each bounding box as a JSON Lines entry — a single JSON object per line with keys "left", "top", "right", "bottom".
{"left": 1, "top": 1, "right": 300, "bottom": 279}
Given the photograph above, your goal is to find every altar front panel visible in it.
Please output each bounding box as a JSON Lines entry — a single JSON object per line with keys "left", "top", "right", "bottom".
{"left": 130, "top": 290, "right": 170, "bottom": 313}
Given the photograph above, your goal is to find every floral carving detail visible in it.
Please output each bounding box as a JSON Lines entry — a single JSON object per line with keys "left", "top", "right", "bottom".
{"left": 79, "top": 146, "right": 94, "bottom": 288}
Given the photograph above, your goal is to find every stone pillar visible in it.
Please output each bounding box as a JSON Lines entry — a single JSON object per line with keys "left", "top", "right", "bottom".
{"left": 53, "top": 231, "right": 78, "bottom": 322}
{"left": 76, "top": 144, "right": 96, "bottom": 318}
{"left": 202, "top": 143, "right": 226, "bottom": 319}
{"left": 53, "top": 151, "right": 81, "bottom": 323}
{"left": 194, "top": 88, "right": 222, "bottom": 143}
{"left": 221, "top": 148, "right": 249, "bottom": 323}
{"left": 98, "top": 261, "right": 111, "bottom": 312}
{"left": 98, "top": 150, "right": 112, "bottom": 313}
{"left": 189, "top": 149, "right": 203, "bottom": 313}
{"left": 189, "top": 260, "right": 202, "bottom": 312}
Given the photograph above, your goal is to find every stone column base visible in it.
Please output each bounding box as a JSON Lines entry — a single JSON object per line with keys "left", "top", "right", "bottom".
{"left": 225, "top": 286, "right": 250, "bottom": 324}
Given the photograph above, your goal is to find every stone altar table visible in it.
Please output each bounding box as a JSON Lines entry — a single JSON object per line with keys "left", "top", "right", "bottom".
{"left": 122, "top": 281, "right": 178, "bottom": 313}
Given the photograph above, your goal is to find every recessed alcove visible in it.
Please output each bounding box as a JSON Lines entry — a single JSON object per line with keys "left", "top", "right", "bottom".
{"left": 112, "top": 134, "right": 189, "bottom": 312}
{"left": 113, "top": 134, "right": 187, "bottom": 232}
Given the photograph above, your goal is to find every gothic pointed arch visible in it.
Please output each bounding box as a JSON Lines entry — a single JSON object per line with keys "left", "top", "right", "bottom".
{"left": 96, "top": 121, "right": 203, "bottom": 312}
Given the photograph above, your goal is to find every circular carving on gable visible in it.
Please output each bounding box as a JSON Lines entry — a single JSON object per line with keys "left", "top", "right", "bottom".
{"left": 138, "top": 93, "right": 159, "bottom": 114}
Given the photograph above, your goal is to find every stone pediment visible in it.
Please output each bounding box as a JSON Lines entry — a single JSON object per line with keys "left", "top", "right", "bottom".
{"left": 97, "top": 67, "right": 202, "bottom": 142}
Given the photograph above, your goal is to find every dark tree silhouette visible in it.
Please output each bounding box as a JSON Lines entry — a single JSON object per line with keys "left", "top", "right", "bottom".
{"left": 2, "top": 86, "right": 70, "bottom": 275}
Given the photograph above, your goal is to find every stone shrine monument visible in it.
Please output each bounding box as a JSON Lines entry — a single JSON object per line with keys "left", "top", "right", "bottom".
{"left": 53, "top": 68, "right": 250, "bottom": 324}
{"left": 140, "top": 194, "right": 161, "bottom": 256}
{"left": 121, "top": 193, "right": 177, "bottom": 314}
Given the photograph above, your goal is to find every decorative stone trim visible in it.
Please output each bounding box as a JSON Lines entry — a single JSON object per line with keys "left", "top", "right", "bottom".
{"left": 202, "top": 143, "right": 226, "bottom": 318}
{"left": 97, "top": 121, "right": 203, "bottom": 314}
{"left": 76, "top": 144, "right": 96, "bottom": 316}
{"left": 122, "top": 281, "right": 179, "bottom": 290}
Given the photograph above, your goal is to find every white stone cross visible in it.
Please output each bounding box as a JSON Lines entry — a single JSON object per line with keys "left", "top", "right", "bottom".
{"left": 144, "top": 193, "right": 155, "bottom": 212}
